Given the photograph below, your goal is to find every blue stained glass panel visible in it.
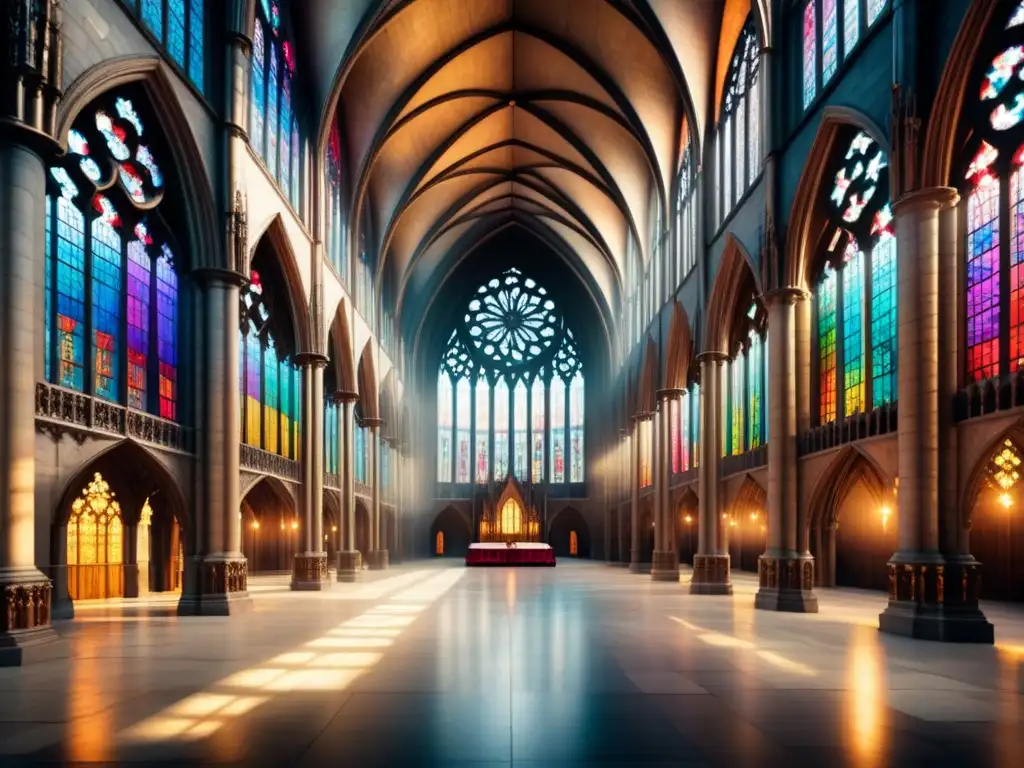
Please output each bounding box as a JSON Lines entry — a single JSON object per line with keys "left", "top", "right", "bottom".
{"left": 279, "top": 76, "right": 292, "bottom": 193}
{"left": 91, "top": 219, "right": 122, "bottom": 402}
{"left": 291, "top": 127, "right": 301, "bottom": 210}
{"left": 250, "top": 23, "right": 266, "bottom": 160}
{"left": 188, "top": 0, "right": 204, "bottom": 90}
{"left": 267, "top": 44, "right": 279, "bottom": 174}
{"left": 167, "top": 0, "right": 186, "bottom": 67}
{"left": 55, "top": 198, "right": 86, "bottom": 391}
{"left": 141, "top": 0, "right": 163, "bottom": 40}
{"left": 870, "top": 235, "right": 897, "bottom": 406}
{"left": 822, "top": 0, "right": 838, "bottom": 84}
{"left": 844, "top": 0, "right": 860, "bottom": 54}
{"left": 126, "top": 240, "right": 150, "bottom": 411}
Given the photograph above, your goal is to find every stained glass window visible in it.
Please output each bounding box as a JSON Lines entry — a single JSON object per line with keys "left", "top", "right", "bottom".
{"left": 569, "top": 372, "right": 584, "bottom": 482}
{"left": 803, "top": 2, "right": 817, "bottom": 110}
{"left": 816, "top": 130, "right": 894, "bottom": 422}
{"left": 844, "top": 0, "right": 860, "bottom": 54}
{"left": 822, "top": 0, "right": 838, "bottom": 85}
{"left": 456, "top": 377, "right": 471, "bottom": 483}
{"left": 438, "top": 372, "right": 453, "bottom": 482}
{"left": 677, "top": 137, "right": 697, "bottom": 279}
{"left": 724, "top": 304, "right": 766, "bottom": 455}
{"left": 748, "top": 333, "right": 764, "bottom": 448}
{"left": 514, "top": 380, "right": 528, "bottom": 479}
{"left": 866, "top": 0, "right": 886, "bottom": 26}
{"left": 355, "top": 422, "right": 366, "bottom": 484}
{"left": 494, "top": 377, "right": 510, "bottom": 479}
{"left": 325, "top": 401, "right": 339, "bottom": 475}
{"left": 719, "top": 19, "right": 761, "bottom": 224}
{"left": 327, "top": 123, "right": 345, "bottom": 280}
{"left": 639, "top": 418, "right": 653, "bottom": 487}
{"left": 126, "top": 240, "right": 150, "bottom": 410}
{"left": 251, "top": 1, "right": 303, "bottom": 211}
{"left": 135, "top": 0, "right": 204, "bottom": 92}
{"left": 532, "top": 376, "right": 545, "bottom": 483}
{"left": 550, "top": 375, "right": 566, "bottom": 483}
{"left": 475, "top": 377, "right": 490, "bottom": 484}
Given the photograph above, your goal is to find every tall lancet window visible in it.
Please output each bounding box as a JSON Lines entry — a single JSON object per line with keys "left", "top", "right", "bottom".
{"left": 45, "top": 92, "right": 181, "bottom": 422}
{"left": 134, "top": 0, "right": 205, "bottom": 91}
{"left": 718, "top": 19, "right": 761, "bottom": 225}
{"left": 435, "top": 268, "right": 586, "bottom": 487}
{"left": 723, "top": 303, "right": 768, "bottom": 456}
{"left": 250, "top": 0, "right": 304, "bottom": 211}
{"left": 959, "top": 2, "right": 1024, "bottom": 385}
{"left": 813, "top": 129, "right": 895, "bottom": 424}
{"left": 676, "top": 128, "right": 698, "bottom": 280}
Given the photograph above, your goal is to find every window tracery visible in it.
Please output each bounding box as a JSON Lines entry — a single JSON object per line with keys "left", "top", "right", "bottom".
{"left": 437, "top": 268, "right": 585, "bottom": 486}
{"left": 45, "top": 92, "right": 180, "bottom": 422}
{"left": 724, "top": 303, "right": 768, "bottom": 456}
{"left": 813, "top": 129, "right": 896, "bottom": 424}
{"left": 719, "top": 19, "right": 761, "bottom": 225}
{"left": 676, "top": 136, "right": 698, "bottom": 281}
{"left": 133, "top": 0, "right": 204, "bottom": 92}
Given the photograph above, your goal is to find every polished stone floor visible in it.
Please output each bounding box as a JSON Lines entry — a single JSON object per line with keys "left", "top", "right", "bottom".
{"left": 3, "top": 562, "right": 1024, "bottom": 766}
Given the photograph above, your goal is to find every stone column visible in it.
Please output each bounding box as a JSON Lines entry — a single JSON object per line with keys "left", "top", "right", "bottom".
{"left": 652, "top": 390, "right": 681, "bottom": 581}
{"left": 365, "top": 419, "right": 388, "bottom": 569}
{"left": 137, "top": 504, "right": 152, "bottom": 596}
{"left": 0, "top": 0, "right": 65, "bottom": 663}
{"left": 879, "top": 187, "right": 993, "bottom": 642}
{"left": 756, "top": 289, "right": 817, "bottom": 612}
{"left": 690, "top": 353, "right": 731, "bottom": 594}
{"left": 291, "top": 356, "right": 330, "bottom": 590}
{"left": 335, "top": 392, "right": 360, "bottom": 580}
{"left": 628, "top": 414, "right": 648, "bottom": 573}
{"left": 618, "top": 429, "right": 628, "bottom": 564}
{"left": 179, "top": 271, "right": 252, "bottom": 616}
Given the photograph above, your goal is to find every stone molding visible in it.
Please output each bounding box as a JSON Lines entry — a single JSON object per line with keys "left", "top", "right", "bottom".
{"left": 201, "top": 559, "right": 248, "bottom": 596}
{"left": 2, "top": 581, "right": 52, "bottom": 633}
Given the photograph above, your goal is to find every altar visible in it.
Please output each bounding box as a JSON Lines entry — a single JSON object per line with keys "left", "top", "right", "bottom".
{"left": 465, "top": 542, "right": 556, "bottom": 567}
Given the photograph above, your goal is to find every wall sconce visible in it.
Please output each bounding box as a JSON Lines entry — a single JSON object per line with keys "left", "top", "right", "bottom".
{"left": 252, "top": 520, "right": 260, "bottom": 530}
{"left": 291, "top": 520, "right": 299, "bottom": 530}
{"left": 684, "top": 514, "right": 692, "bottom": 525}
{"left": 1000, "top": 492, "right": 1014, "bottom": 509}
{"left": 332, "top": 525, "right": 338, "bottom": 533}
{"left": 880, "top": 504, "right": 892, "bottom": 531}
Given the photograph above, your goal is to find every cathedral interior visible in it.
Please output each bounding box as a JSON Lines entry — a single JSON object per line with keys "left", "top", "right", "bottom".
{"left": 3, "top": 0, "right": 1024, "bottom": 765}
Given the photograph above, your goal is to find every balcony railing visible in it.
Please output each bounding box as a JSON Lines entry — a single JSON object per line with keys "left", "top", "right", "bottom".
{"left": 956, "top": 373, "right": 1024, "bottom": 421}
{"left": 798, "top": 402, "right": 897, "bottom": 457}
{"left": 324, "top": 472, "right": 340, "bottom": 490}
{"left": 720, "top": 444, "right": 768, "bottom": 477}
{"left": 240, "top": 443, "right": 300, "bottom": 482}
{"left": 35, "top": 382, "right": 187, "bottom": 452}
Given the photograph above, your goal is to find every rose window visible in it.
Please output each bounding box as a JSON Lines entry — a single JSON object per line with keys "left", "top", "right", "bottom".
{"left": 465, "top": 268, "right": 561, "bottom": 368}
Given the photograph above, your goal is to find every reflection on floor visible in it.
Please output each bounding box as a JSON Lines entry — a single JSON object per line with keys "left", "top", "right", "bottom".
{"left": 1, "top": 563, "right": 1024, "bottom": 766}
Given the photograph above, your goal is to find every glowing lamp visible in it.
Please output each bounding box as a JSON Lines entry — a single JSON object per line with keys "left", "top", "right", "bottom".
{"left": 1000, "top": 493, "right": 1014, "bottom": 509}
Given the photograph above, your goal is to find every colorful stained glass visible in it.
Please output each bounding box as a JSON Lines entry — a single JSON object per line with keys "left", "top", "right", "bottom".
{"left": 748, "top": 70, "right": 761, "bottom": 184}
{"left": 691, "top": 383, "right": 701, "bottom": 468}
{"left": 1011, "top": 162, "right": 1024, "bottom": 372}
{"left": 748, "top": 332, "right": 763, "bottom": 448}
{"left": 115, "top": 98, "right": 144, "bottom": 136}
{"left": 866, "top": 0, "right": 886, "bottom": 25}
{"left": 264, "top": 342, "right": 280, "bottom": 453}
{"left": 141, "top": 0, "right": 163, "bottom": 40}
{"left": 279, "top": 360, "right": 291, "bottom": 458}
{"left": 95, "top": 111, "right": 130, "bottom": 160}
{"left": 966, "top": 175, "right": 1002, "bottom": 382}
{"left": 91, "top": 218, "right": 122, "bottom": 402}
{"left": 818, "top": 265, "right": 838, "bottom": 423}
{"left": 455, "top": 378, "right": 471, "bottom": 483}
{"left": 55, "top": 197, "right": 86, "bottom": 390}
{"left": 271, "top": 3, "right": 281, "bottom": 33}
{"left": 842, "top": 243, "right": 865, "bottom": 415}
{"left": 532, "top": 376, "right": 545, "bottom": 482}
{"left": 640, "top": 418, "right": 653, "bottom": 487}
{"left": 981, "top": 46, "right": 1024, "bottom": 102}
{"left": 993, "top": 95, "right": 1024, "bottom": 131}
{"left": 245, "top": 332, "right": 262, "bottom": 445}
{"left": 279, "top": 75, "right": 292, "bottom": 193}
{"left": 80, "top": 158, "right": 103, "bottom": 183}
{"left": 1010, "top": 2, "right": 1024, "bottom": 29}
{"left": 45, "top": 198, "right": 52, "bottom": 383}
{"left": 437, "top": 371, "right": 453, "bottom": 482}
{"left": 680, "top": 389, "right": 691, "bottom": 472}
{"left": 803, "top": 1, "right": 817, "bottom": 110}
{"left": 670, "top": 395, "right": 681, "bottom": 473}
{"left": 188, "top": 0, "right": 204, "bottom": 89}
{"left": 92, "top": 195, "right": 121, "bottom": 227}
{"left": 118, "top": 163, "right": 147, "bottom": 203}
{"left": 569, "top": 372, "right": 584, "bottom": 482}
{"left": 50, "top": 167, "right": 78, "bottom": 200}
{"left": 126, "top": 240, "right": 150, "bottom": 410}
{"left": 514, "top": 380, "right": 528, "bottom": 479}
{"left": 355, "top": 423, "right": 366, "bottom": 484}
{"left": 844, "top": 0, "right": 860, "bottom": 54}
{"left": 729, "top": 355, "right": 744, "bottom": 455}
{"left": 475, "top": 377, "right": 490, "bottom": 483}
{"left": 167, "top": 0, "right": 186, "bottom": 66}
{"left": 68, "top": 130, "right": 89, "bottom": 156}
{"left": 135, "top": 146, "right": 163, "bottom": 187}
{"left": 156, "top": 245, "right": 177, "bottom": 420}
{"left": 822, "top": 0, "right": 838, "bottom": 84}
{"left": 870, "top": 233, "right": 897, "bottom": 406}
{"left": 324, "top": 402, "right": 338, "bottom": 475}
{"left": 267, "top": 44, "right": 279, "bottom": 174}
{"left": 291, "top": 127, "right": 301, "bottom": 210}
{"left": 494, "top": 377, "right": 510, "bottom": 479}
{"left": 550, "top": 375, "right": 566, "bottom": 483}
{"left": 251, "top": 22, "right": 266, "bottom": 158}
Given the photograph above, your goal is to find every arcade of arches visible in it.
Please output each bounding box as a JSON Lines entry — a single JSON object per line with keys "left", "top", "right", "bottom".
{"left": 4, "top": 0, "right": 1024, "bottom": 685}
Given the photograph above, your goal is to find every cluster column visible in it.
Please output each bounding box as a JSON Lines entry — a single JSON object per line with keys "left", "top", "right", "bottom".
{"left": 628, "top": 413, "right": 649, "bottom": 573}
{"left": 0, "top": 0, "right": 65, "bottom": 665}
{"left": 652, "top": 389, "right": 682, "bottom": 581}
{"left": 364, "top": 419, "right": 388, "bottom": 570}
{"left": 335, "top": 392, "right": 361, "bottom": 581}
{"left": 617, "top": 429, "right": 628, "bottom": 565}
{"left": 291, "top": 355, "right": 330, "bottom": 590}
{"left": 690, "top": 352, "right": 732, "bottom": 595}
{"left": 756, "top": 289, "right": 817, "bottom": 612}
{"left": 878, "top": 187, "right": 993, "bottom": 642}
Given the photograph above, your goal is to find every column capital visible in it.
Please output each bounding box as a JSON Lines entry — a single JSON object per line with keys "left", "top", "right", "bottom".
{"left": 362, "top": 417, "right": 384, "bottom": 429}
{"left": 656, "top": 388, "right": 685, "bottom": 402}
{"left": 631, "top": 411, "right": 653, "bottom": 423}
{"left": 190, "top": 267, "right": 249, "bottom": 287}
{"left": 293, "top": 352, "right": 329, "bottom": 368}
{"left": 892, "top": 186, "right": 959, "bottom": 215}
{"left": 695, "top": 351, "right": 728, "bottom": 365}
{"left": 761, "top": 286, "right": 810, "bottom": 306}
{"left": 332, "top": 390, "right": 360, "bottom": 404}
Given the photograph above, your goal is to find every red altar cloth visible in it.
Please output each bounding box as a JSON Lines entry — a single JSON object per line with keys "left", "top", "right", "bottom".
{"left": 465, "top": 543, "right": 556, "bottom": 567}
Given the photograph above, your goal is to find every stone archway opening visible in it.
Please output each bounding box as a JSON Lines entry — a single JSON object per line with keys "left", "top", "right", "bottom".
{"left": 241, "top": 478, "right": 299, "bottom": 574}
{"left": 430, "top": 506, "right": 471, "bottom": 558}
{"left": 967, "top": 437, "right": 1024, "bottom": 601}
{"left": 355, "top": 500, "right": 372, "bottom": 563}
{"left": 548, "top": 507, "right": 590, "bottom": 558}
{"left": 676, "top": 493, "right": 699, "bottom": 566}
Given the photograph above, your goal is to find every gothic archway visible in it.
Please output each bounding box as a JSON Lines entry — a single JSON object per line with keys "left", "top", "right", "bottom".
{"left": 548, "top": 507, "right": 590, "bottom": 558}
{"left": 241, "top": 478, "right": 299, "bottom": 573}
{"left": 430, "top": 506, "right": 472, "bottom": 558}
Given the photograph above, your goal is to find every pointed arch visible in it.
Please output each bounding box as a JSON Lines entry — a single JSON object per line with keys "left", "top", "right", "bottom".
{"left": 357, "top": 340, "right": 380, "bottom": 421}
{"left": 56, "top": 56, "right": 219, "bottom": 272}
{"left": 664, "top": 301, "right": 693, "bottom": 389}
{"left": 921, "top": 0, "right": 1001, "bottom": 189}
{"left": 637, "top": 336, "right": 659, "bottom": 414}
{"left": 704, "top": 235, "right": 761, "bottom": 354}
{"left": 249, "top": 214, "right": 313, "bottom": 355}
{"left": 784, "top": 107, "right": 889, "bottom": 290}
{"left": 962, "top": 421, "right": 1024, "bottom": 526}
{"left": 328, "top": 297, "right": 358, "bottom": 394}
{"left": 726, "top": 474, "right": 767, "bottom": 518}
{"left": 380, "top": 369, "right": 398, "bottom": 439}
{"left": 806, "top": 445, "right": 891, "bottom": 531}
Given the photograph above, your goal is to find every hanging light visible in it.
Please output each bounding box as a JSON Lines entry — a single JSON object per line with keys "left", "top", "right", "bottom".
{"left": 1000, "top": 492, "right": 1014, "bottom": 509}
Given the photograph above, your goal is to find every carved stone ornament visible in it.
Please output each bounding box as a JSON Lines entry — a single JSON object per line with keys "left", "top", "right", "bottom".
{"left": 0, "top": 0, "right": 63, "bottom": 145}
{"left": 201, "top": 559, "right": 248, "bottom": 596}
{"left": 887, "top": 562, "right": 944, "bottom": 605}
{"left": 758, "top": 556, "right": 814, "bottom": 591}
{"left": 2, "top": 581, "right": 52, "bottom": 633}
{"left": 241, "top": 443, "right": 300, "bottom": 481}
{"left": 228, "top": 189, "right": 249, "bottom": 276}
{"left": 691, "top": 554, "right": 730, "bottom": 584}
{"left": 292, "top": 554, "right": 328, "bottom": 584}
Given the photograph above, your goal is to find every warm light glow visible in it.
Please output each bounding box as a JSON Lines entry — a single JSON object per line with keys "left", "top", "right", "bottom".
{"left": 880, "top": 504, "right": 892, "bottom": 531}
{"left": 684, "top": 514, "right": 692, "bottom": 524}
{"left": 844, "top": 626, "right": 889, "bottom": 766}
{"left": 750, "top": 511, "right": 759, "bottom": 521}
{"left": 252, "top": 520, "right": 259, "bottom": 530}
{"left": 332, "top": 525, "right": 337, "bottom": 532}
{"left": 291, "top": 520, "right": 299, "bottom": 530}
{"left": 1000, "top": 492, "right": 1014, "bottom": 509}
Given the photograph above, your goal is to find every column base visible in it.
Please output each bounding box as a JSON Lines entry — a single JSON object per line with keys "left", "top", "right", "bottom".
{"left": 336, "top": 551, "right": 362, "bottom": 583}
{"left": 0, "top": 568, "right": 66, "bottom": 667}
{"left": 688, "top": 554, "right": 732, "bottom": 595}
{"left": 177, "top": 556, "right": 253, "bottom": 616}
{"left": 878, "top": 559, "right": 994, "bottom": 643}
{"left": 48, "top": 564, "right": 74, "bottom": 620}
{"left": 367, "top": 550, "right": 390, "bottom": 570}
{"left": 629, "top": 561, "right": 652, "bottom": 574}
{"left": 291, "top": 553, "right": 331, "bottom": 591}
{"left": 754, "top": 554, "right": 818, "bottom": 613}
{"left": 650, "top": 551, "right": 680, "bottom": 582}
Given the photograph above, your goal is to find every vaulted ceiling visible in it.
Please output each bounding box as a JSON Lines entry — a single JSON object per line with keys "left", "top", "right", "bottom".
{"left": 298, "top": 0, "right": 765, "bottom": 338}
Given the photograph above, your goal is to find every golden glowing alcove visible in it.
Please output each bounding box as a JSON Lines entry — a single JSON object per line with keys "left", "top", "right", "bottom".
{"left": 435, "top": 530, "right": 445, "bottom": 555}
{"left": 569, "top": 530, "right": 578, "bottom": 556}
{"left": 478, "top": 477, "right": 540, "bottom": 542}
{"left": 67, "top": 472, "right": 125, "bottom": 600}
